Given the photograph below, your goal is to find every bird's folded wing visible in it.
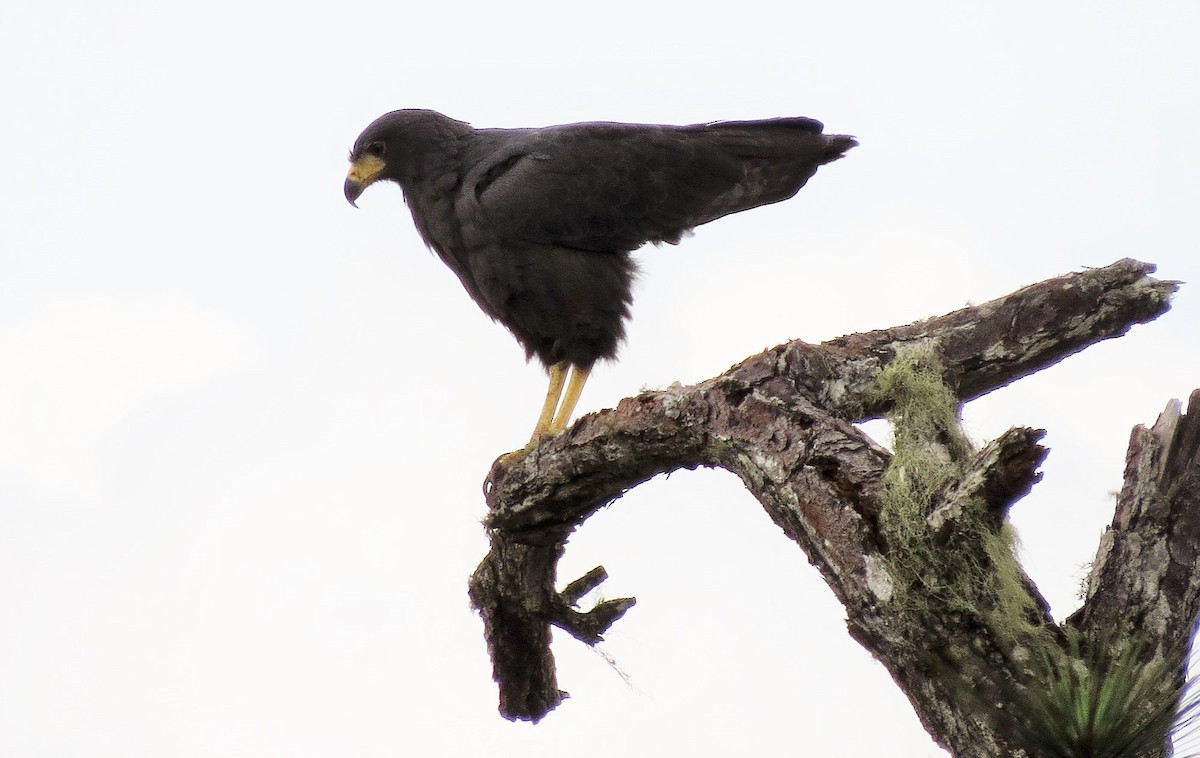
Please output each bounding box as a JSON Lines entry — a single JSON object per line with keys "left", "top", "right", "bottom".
{"left": 462, "top": 123, "right": 781, "bottom": 253}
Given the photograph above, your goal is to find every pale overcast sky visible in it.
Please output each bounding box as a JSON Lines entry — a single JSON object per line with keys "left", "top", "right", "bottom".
{"left": 2, "top": 1, "right": 1198, "bottom": 756}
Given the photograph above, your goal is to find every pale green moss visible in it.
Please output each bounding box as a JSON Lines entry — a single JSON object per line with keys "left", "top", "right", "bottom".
{"left": 871, "top": 344, "right": 1041, "bottom": 638}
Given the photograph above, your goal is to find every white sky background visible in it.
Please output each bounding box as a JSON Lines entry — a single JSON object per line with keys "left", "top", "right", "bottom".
{"left": 2, "top": 1, "right": 1198, "bottom": 755}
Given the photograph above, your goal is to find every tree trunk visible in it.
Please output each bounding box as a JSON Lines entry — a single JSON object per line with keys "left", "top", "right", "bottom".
{"left": 469, "top": 259, "right": 1193, "bottom": 756}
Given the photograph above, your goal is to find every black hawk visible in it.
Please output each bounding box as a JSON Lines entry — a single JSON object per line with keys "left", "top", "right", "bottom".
{"left": 345, "top": 109, "right": 855, "bottom": 452}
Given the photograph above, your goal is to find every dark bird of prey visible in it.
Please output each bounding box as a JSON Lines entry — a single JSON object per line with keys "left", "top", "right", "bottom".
{"left": 345, "top": 109, "right": 856, "bottom": 454}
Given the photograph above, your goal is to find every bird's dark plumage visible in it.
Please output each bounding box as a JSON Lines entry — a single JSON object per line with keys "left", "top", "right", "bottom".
{"left": 345, "top": 109, "right": 856, "bottom": 443}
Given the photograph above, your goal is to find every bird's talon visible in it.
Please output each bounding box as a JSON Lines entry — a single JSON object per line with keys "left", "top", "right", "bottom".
{"left": 494, "top": 448, "right": 530, "bottom": 469}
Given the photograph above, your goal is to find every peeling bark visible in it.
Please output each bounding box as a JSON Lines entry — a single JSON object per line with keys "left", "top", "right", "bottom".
{"left": 1075, "top": 389, "right": 1200, "bottom": 655}
{"left": 468, "top": 259, "right": 1188, "bottom": 755}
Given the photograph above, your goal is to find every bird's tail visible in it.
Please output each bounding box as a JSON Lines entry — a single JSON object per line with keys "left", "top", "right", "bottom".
{"left": 821, "top": 133, "right": 859, "bottom": 163}
{"left": 708, "top": 117, "right": 857, "bottom": 165}
{"left": 691, "top": 118, "right": 857, "bottom": 218}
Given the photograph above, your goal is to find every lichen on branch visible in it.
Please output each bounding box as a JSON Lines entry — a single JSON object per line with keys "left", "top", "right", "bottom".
{"left": 870, "top": 343, "right": 1045, "bottom": 644}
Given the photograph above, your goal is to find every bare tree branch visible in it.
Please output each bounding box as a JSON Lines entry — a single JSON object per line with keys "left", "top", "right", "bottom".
{"left": 469, "top": 258, "right": 1181, "bottom": 754}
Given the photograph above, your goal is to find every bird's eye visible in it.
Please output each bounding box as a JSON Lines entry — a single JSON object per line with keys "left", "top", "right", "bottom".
{"left": 366, "top": 141, "right": 386, "bottom": 158}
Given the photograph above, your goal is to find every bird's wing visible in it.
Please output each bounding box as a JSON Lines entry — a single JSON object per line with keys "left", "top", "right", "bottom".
{"left": 462, "top": 119, "right": 842, "bottom": 253}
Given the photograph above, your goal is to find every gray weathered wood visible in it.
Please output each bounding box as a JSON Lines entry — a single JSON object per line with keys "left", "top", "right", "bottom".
{"left": 469, "top": 258, "right": 1186, "bottom": 755}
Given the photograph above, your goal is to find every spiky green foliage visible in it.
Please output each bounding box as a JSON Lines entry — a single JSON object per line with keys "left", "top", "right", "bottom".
{"left": 1011, "top": 633, "right": 1200, "bottom": 758}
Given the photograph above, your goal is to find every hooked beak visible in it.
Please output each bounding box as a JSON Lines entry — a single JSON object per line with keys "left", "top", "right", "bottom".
{"left": 344, "top": 154, "right": 386, "bottom": 207}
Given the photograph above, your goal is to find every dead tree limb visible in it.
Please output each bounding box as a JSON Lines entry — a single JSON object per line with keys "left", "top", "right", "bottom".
{"left": 1074, "top": 388, "right": 1200, "bottom": 655}
{"left": 469, "top": 258, "right": 1183, "bottom": 754}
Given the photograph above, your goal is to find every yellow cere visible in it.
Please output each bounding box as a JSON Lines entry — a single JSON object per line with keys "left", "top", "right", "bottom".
{"left": 346, "top": 154, "right": 386, "bottom": 184}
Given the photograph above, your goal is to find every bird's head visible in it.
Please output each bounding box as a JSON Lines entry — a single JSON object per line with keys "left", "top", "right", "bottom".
{"left": 344, "top": 128, "right": 392, "bottom": 208}
{"left": 344, "top": 109, "right": 470, "bottom": 207}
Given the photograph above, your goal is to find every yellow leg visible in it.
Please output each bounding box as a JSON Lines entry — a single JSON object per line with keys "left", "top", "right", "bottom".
{"left": 495, "top": 363, "right": 590, "bottom": 470}
{"left": 529, "top": 362, "right": 568, "bottom": 444}
{"left": 549, "top": 365, "right": 590, "bottom": 433}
